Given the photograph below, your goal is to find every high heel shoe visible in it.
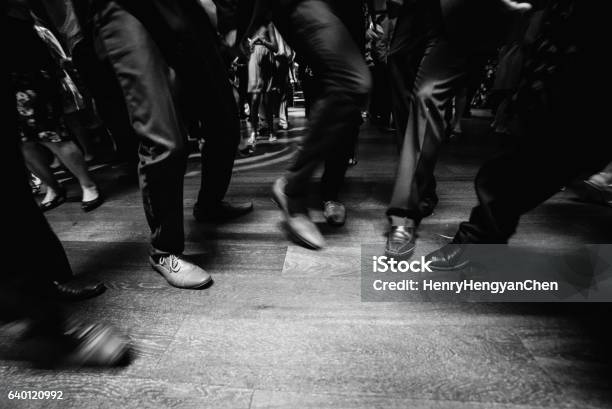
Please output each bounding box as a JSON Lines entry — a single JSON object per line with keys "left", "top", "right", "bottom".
{"left": 40, "top": 187, "right": 67, "bottom": 212}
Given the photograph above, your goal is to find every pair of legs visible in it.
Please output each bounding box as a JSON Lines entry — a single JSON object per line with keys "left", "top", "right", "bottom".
{"left": 22, "top": 139, "right": 99, "bottom": 205}
{"left": 271, "top": 0, "right": 371, "bottom": 247}
{"left": 296, "top": 55, "right": 360, "bottom": 207}
{"left": 92, "top": 1, "right": 243, "bottom": 287}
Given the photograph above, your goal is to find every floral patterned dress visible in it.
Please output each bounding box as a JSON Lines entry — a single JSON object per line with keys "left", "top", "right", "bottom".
{"left": 10, "top": 15, "right": 72, "bottom": 144}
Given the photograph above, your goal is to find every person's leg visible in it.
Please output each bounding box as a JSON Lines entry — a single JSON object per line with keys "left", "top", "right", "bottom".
{"left": 387, "top": 2, "right": 428, "bottom": 147}
{"left": 165, "top": 5, "right": 249, "bottom": 220}
{"left": 320, "top": 111, "right": 360, "bottom": 203}
{"left": 455, "top": 121, "right": 611, "bottom": 244}
{"left": 42, "top": 140, "right": 99, "bottom": 202}
{"left": 5, "top": 164, "right": 69, "bottom": 334}
{"left": 72, "top": 40, "right": 139, "bottom": 172}
{"left": 387, "top": 36, "right": 468, "bottom": 224}
{"left": 92, "top": 1, "right": 212, "bottom": 289}
{"left": 21, "top": 141, "right": 63, "bottom": 202}
{"left": 247, "top": 47, "right": 265, "bottom": 142}
{"left": 275, "top": 0, "right": 371, "bottom": 201}
{"left": 319, "top": 112, "right": 360, "bottom": 226}
{"left": 94, "top": 1, "right": 187, "bottom": 257}
{"left": 277, "top": 57, "right": 290, "bottom": 129}
{"left": 269, "top": 0, "right": 370, "bottom": 248}
{"left": 64, "top": 112, "right": 94, "bottom": 162}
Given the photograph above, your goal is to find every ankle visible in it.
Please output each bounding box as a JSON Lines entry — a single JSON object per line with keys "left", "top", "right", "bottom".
{"left": 390, "top": 216, "right": 414, "bottom": 228}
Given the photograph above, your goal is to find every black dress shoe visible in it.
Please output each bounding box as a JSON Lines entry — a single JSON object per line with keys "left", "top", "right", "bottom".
{"left": 193, "top": 200, "right": 254, "bottom": 222}
{"left": 82, "top": 193, "right": 104, "bottom": 212}
{"left": 40, "top": 188, "right": 67, "bottom": 212}
{"left": 54, "top": 280, "right": 106, "bottom": 301}
{"left": 425, "top": 243, "right": 470, "bottom": 271}
{"left": 385, "top": 225, "right": 416, "bottom": 258}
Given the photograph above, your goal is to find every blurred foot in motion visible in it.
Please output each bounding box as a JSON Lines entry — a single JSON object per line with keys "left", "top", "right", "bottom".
{"left": 61, "top": 321, "right": 132, "bottom": 367}
{"left": 272, "top": 177, "right": 325, "bottom": 249}
{"left": 575, "top": 165, "right": 612, "bottom": 207}
{"left": 19, "top": 319, "right": 132, "bottom": 368}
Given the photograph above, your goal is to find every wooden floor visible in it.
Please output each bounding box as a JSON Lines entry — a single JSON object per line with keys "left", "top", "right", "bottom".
{"left": 2, "top": 113, "right": 612, "bottom": 409}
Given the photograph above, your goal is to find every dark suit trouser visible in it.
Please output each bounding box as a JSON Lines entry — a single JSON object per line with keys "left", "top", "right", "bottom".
{"left": 2, "top": 167, "right": 66, "bottom": 336}
{"left": 2, "top": 88, "right": 67, "bottom": 336}
{"left": 387, "top": 5, "right": 467, "bottom": 222}
{"left": 320, "top": 114, "right": 360, "bottom": 202}
{"left": 454, "top": 95, "right": 612, "bottom": 244}
{"left": 93, "top": 1, "right": 239, "bottom": 256}
{"left": 274, "top": 0, "right": 371, "bottom": 200}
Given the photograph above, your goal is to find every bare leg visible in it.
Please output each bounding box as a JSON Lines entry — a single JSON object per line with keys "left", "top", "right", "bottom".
{"left": 42, "top": 141, "right": 99, "bottom": 201}
{"left": 64, "top": 112, "right": 95, "bottom": 162}
{"left": 21, "top": 142, "right": 63, "bottom": 204}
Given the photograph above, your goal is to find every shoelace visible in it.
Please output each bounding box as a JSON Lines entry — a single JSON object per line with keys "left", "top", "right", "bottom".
{"left": 159, "top": 255, "right": 181, "bottom": 273}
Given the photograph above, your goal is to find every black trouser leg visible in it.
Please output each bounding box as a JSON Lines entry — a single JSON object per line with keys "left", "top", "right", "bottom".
{"left": 455, "top": 112, "right": 612, "bottom": 244}
{"left": 72, "top": 41, "right": 139, "bottom": 167}
{"left": 1, "top": 189, "right": 65, "bottom": 335}
{"left": 3, "top": 93, "right": 66, "bottom": 336}
{"left": 159, "top": 9, "right": 240, "bottom": 209}
{"left": 387, "top": 35, "right": 467, "bottom": 223}
{"left": 320, "top": 112, "right": 360, "bottom": 202}
{"left": 274, "top": 0, "right": 371, "bottom": 200}
{"left": 94, "top": 1, "right": 187, "bottom": 256}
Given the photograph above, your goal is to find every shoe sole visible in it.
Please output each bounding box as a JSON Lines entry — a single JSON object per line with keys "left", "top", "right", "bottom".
{"left": 149, "top": 258, "right": 213, "bottom": 289}
{"left": 384, "top": 245, "right": 415, "bottom": 259}
{"left": 270, "top": 195, "right": 323, "bottom": 250}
